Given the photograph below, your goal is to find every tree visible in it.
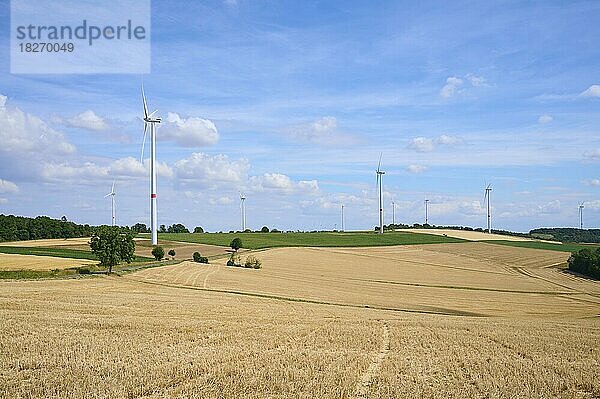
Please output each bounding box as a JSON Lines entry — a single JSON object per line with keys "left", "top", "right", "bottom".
{"left": 193, "top": 226, "right": 204, "bottom": 233}
{"left": 131, "top": 223, "right": 150, "bottom": 233}
{"left": 159, "top": 225, "right": 166, "bottom": 233}
{"left": 193, "top": 251, "right": 202, "bottom": 262}
{"left": 167, "top": 223, "right": 190, "bottom": 233}
{"left": 230, "top": 237, "right": 242, "bottom": 251}
{"left": 168, "top": 249, "right": 176, "bottom": 259}
{"left": 152, "top": 246, "right": 165, "bottom": 261}
{"left": 261, "top": 226, "right": 270, "bottom": 233}
{"left": 89, "top": 227, "right": 135, "bottom": 273}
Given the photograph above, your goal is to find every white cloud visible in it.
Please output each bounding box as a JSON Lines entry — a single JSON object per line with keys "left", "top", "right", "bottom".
{"left": 0, "top": 198, "right": 7, "bottom": 204}
{"left": 174, "top": 153, "right": 249, "bottom": 187}
{"left": 466, "top": 74, "right": 488, "bottom": 87}
{"left": 288, "top": 116, "right": 357, "bottom": 145}
{"left": 161, "top": 112, "right": 219, "bottom": 147}
{"left": 406, "top": 164, "right": 427, "bottom": 173}
{"left": 539, "top": 200, "right": 561, "bottom": 214}
{"left": 41, "top": 157, "right": 173, "bottom": 182}
{"left": 538, "top": 114, "right": 553, "bottom": 124}
{"left": 0, "top": 96, "right": 75, "bottom": 155}
{"left": 587, "top": 178, "right": 600, "bottom": 186}
{"left": 0, "top": 94, "right": 6, "bottom": 107}
{"left": 440, "top": 77, "right": 463, "bottom": 98}
{"left": 580, "top": 85, "right": 600, "bottom": 98}
{"left": 408, "top": 137, "right": 434, "bottom": 152}
{"left": 585, "top": 200, "right": 600, "bottom": 210}
{"left": 60, "top": 110, "right": 108, "bottom": 131}
{"left": 209, "top": 196, "right": 234, "bottom": 205}
{"left": 41, "top": 162, "right": 109, "bottom": 180}
{"left": 584, "top": 149, "right": 600, "bottom": 161}
{"left": 0, "top": 178, "right": 18, "bottom": 193}
{"left": 110, "top": 157, "right": 146, "bottom": 176}
{"left": 436, "top": 134, "right": 462, "bottom": 145}
{"left": 249, "top": 174, "right": 320, "bottom": 195}
{"left": 297, "top": 180, "right": 320, "bottom": 195}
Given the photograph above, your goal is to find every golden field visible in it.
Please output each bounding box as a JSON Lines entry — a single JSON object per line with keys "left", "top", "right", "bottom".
{"left": 402, "top": 228, "right": 545, "bottom": 242}
{"left": 0, "top": 253, "right": 96, "bottom": 271}
{"left": 0, "top": 241, "right": 599, "bottom": 398}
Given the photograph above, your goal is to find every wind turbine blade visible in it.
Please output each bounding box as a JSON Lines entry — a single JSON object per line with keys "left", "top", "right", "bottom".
{"left": 149, "top": 110, "right": 158, "bottom": 118}
{"left": 104, "top": 193, "right": 111, "bottom": 198}
{"left": 111, "top": 180, "right": 115, "bottom": 194}
{"left": 141, "top": 84, "right": 149, "bottom": 119}
{"left": 377, "top": 152, "right": 383, "bottom": 172}
{"left": 140, "top": 123, "right": 148, "bottom": 163}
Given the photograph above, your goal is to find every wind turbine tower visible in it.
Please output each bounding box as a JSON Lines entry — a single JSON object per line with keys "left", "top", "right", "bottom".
{"left": 141, "top": 86, "right": 161, "bottom": 245}
{"left": 579, "top": 202, "right": 585, "bottom": 229}
{"left": 391, "top": 201, "right": 396, "bottom": 225}
{"left": 425, "top": 198, "right": 429, "bottom": 225}
{"left": 484, "top": 184, "right": 492, "bottom": 233}
{"left": 104, "top": 180, "right": 116, "bottom": 226}
{"left": 341, "top": 204, "right": 345, "bottom": 232}
{"left": 376, "top": 154, "right": 385, "bottom": 234}
{"left": 240, "top": 193, "right": 247, "bottom": 231}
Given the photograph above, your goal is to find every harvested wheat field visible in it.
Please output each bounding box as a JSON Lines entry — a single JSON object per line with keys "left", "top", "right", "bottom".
{"left": 133, "top": 239, "right": 229, "bottom": 260}
{"left": 403, "top": 228, "right": 542, "bottom": 242}
{"left": 0, "top": 253, "right": 96, "bottom": 271}
{"left": 0, "top": 237, "right": 92, "bottom": 247}
{"left": 1, "top": 241, "right": 599, "bottom": 398}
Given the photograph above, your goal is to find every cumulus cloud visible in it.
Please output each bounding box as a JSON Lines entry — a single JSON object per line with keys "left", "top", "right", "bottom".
{"left": 288, "top": 116, "right": 357, "bottom": 146}
{"left": 406, "top": 164, "right": 427, "bottom": 173}
{"left": 440, "top": 77, "right": 463, "bottom": 98}
{"left": 584, "top": 149, "right": 600, "bottom": 161}
{"left": 466, "top": 74, "right": 488, "bottom": 87}
{"left": 161, "top": 112, "right": 219, "bottom": 147}
{"left": 249, "top": 173, "right": 320, "bottom": 195}
{"left": 538, "top": 114, "right": 553, "bottom": 124}
{"left": 58, "top": 110, "right": 108, "bottom": 131}
{"left": 580, "top": 85, "right": 600, "bottom": 98}
{"left": 584, "top": 200, "right": 600, "bottom": 210}
{"left": 587, "top": 178, "right": 600, "bottom": 186}
{"left": 174, "top": 153, "right": 249, "bottom": 187}
{"left": 408, "top": 135, "right": 462, "bottom": 152}
{"left": 209, "top": 196, "right": 234, "bottom": 205}
{"left": 0, "top": 95, "right": 75, "bottom": 155}
{"left": 0, "top": 178, "right": 18, "bottom": 193}
{"left": 408, "top": 137, "right": 435, "bottom": 152}
{"left": 539, "top": 200, "right": 561, "bottom": 214}
{"left": 41, "top": 157, "right": 173, "bottom": 182}
{"left": 0, "top": 94, "right": 6, "bottom": 107}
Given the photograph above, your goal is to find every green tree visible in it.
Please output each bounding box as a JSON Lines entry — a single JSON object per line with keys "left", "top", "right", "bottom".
{"left": 131, "top": 223, "right": 149, "bottom": 233}
{"left": 230, "top": 237, "right": 242, "bottom": 251}
{"left": 152, "top": 246, "right": 165, "bottom": 261}
{"left": 159, "top": 225, "right": 166, "bottom": 233}
{"left": 168, "top": 249, "right": 176, "bottom": 259}
{"left": 89, "top": 227, "right": 135, "bottom": 273}
{"left": 193, "top": 226, "right": 204, "bottom": 233}
{"left": 167, "top": 223, "right": 190, "bottom": 233}
{"left": 261, "top": 226, "right": 270, "bottom": 233}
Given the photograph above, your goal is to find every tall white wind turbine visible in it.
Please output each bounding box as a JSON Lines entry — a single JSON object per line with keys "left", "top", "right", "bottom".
{"left": 240, "top": 193, "right": 247, "bottom": 231}
{"left": 484, "top": 184, "right": 492, "bottom": 233}
{"left": 376, "top": 154, "right": 385, "bottom": 234}
{"left": 104, "top": 180, "right": 116, "bottom": 226}
{"left": 341, "top": 204, "right": 345, "bottom": 232}
{"left": 141, "top": 85, "right": 161, "bottom": 245}
{"left": 579, "top": 202, "right": 585, "bottom": 229}
{"left": 391, "top": 201, "right": 396, "bottom": 225}
{"left": 424, "top": 198, "right": 429, "bottom": 225}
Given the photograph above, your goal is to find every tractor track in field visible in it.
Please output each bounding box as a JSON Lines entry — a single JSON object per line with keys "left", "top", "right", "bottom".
{"left": 355, "top": 322, "right": 390, "bottom": 398}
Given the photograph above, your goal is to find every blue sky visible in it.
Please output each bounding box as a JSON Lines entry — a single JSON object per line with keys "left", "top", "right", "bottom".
{"left": 0, "top": 0, "right": 599, "bottom": 232}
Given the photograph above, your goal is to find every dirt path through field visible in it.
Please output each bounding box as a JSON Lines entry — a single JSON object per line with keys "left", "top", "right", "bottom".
{"left": 356, "top": 322, "right": 390, "bottom": 398}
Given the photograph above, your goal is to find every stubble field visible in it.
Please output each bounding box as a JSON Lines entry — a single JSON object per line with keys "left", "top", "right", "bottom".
{"left": 0, "top": 241, "right": 598, "bottom": 398}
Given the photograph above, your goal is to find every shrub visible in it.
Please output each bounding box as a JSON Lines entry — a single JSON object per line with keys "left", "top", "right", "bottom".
{"left": 168, "top": 249, "right": 176, "bottom": 259}
{"left": 568, "top": 248, "right": 600, "bottom": 279}
{"left": 193, "top": 251, "right": 202, "bottom": 262}
{"left": 261, "top": 226, "right": 270, "bottom": 233}
{"left": 226, "top": 259, "right": 235, "bottom": 266}
{"left": 227, "top": 252, "right": 241, "bottom": 266}
{"left": 199, "top": 256, "right": 209, "bottom": 264}
{"left": 244, "top": 255, "right": 262, "bottom": 269}
{"left": 77, "top": 267, "right": 91, "bottom": 274}
{"left": 193, "top": 226, "right": 204, "bottom": 233}
{"left": 230, "top": 237, "right": 242, "bottom": 251}
{"left": 152, "top": 246, "right": 165, "bottom": 261}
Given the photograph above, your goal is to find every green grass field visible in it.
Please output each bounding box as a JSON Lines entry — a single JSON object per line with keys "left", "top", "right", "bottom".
{"left": 0, "top": 246, "right": 152, "bottom": 262}
{"left": 157, "top": 231, "right": 466, "bottom": 249}
{"left": 482, "top": 240, "right": 596, "bottom": 253}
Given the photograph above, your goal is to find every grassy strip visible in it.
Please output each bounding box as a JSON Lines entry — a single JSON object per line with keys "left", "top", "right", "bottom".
{"left": 0, "top": 246, "right": 152, "bottom": 262}
{"left": 0, "top": 269, "right": 80, "bottom": 280}
{"left": 481, "top": 240, "right": 595, "bottom": 253}
{"left": 158, "top": 231, "right": 466, "bottom": 249}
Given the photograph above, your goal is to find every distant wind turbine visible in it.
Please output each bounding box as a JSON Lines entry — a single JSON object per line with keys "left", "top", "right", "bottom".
{"left": 341, "top": 204, "right": 345, "bottom": 232}
{"left": 424, "top": 198, "right": 429, "bottom": 225}
{"left": 391, "top": 201, "right": 396, "bottom": 225}
{"left": 376, "top": 153, "right": 385, "bottom": 234}
{"left": 240, "top": 193, "right": 247, "bottom": 231}
{"left": 484, "top": 184, "right": 492, "bottom": 233}
{"left": 104, "top": 180, "right": 116, "bottom": 226}
{"left": 579, "top": 202, "right": 585, "bottom": 229}
{"left": 140, "top": 85, "right": 162, "bottom": 245}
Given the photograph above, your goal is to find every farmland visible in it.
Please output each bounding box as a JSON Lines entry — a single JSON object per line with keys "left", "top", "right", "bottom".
{"left": 157, "top": 231, "right": 466, "bottom": 249}
{"left": 0, "top": 238, "right": 598, "bottom": 397}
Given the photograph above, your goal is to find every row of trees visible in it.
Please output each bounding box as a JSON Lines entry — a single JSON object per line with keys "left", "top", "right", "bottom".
{"left": 568, "top": 248, "right": 600, "bottom": 279}
{"left": 0, "top": 214, "right": 95, "bottom": 242}
{"left": 530, "top": 228, "right": 600, "bottom": 244}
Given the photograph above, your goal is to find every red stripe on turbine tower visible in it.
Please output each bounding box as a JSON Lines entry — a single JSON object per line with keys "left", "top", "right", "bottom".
{"left": 151, "top": 194, "right": 157, "bottom": 198}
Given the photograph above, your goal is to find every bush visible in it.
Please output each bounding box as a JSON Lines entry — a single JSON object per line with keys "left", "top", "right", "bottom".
{"left": 168, "top": 249, "right": 176, "bottom": 259}
{"left": 193, "top": 226, "right": 204, "bottom": 233}
{"left": 199, "top": 256, "right": 209, "bottom": 263}
{"left": 76, "top": 267, "right": 91, "bottom": 274}
{"left": 230, "top": 237, "right": 242, "bottom": 251}
{"left": 152, "top": 246, "right": 165, "bottom": 261}
{"left": 568, "top": 248, "right": 600, "bottom": 279}
{"left": 261, "top": 226, "right": 270, "bottom": 233}
{"left": 193, "top": 251, "right": 201, "bottom": 262}
{"left": 227, "top": 252, "right": 241, "bottom": 266}
{"left": 226, "top": 259, "right": 235, "bottom": 266}
{"left": 244, "top": 255, "right": 262, "bottom": 269}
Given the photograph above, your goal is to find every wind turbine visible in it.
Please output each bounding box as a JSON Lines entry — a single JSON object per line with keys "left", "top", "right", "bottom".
{"left": 424, "top": 198, "right": 429, "bottom": 225}
{"left": 104, "top": 180, "right": 116, "bottom": 226}
{"left": 484, "top": 184, "right": 492, "bottom": 233}
{"left": 579, "top": 202, "right": 585, "bottom": 229}
{"left": 140, "top": 85, "right": 161, "bottom": 245}
{"left": 341, "top": 204, "right": 345, "bottom": 232}
{"left": 240, "top": 193, "right": 247, "bottom": 231}
{"left": 391, "top": 201, "right": 396, "bottom": 225}
{"left": 376, "top": 153, "right": 385, "bottom": 234}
